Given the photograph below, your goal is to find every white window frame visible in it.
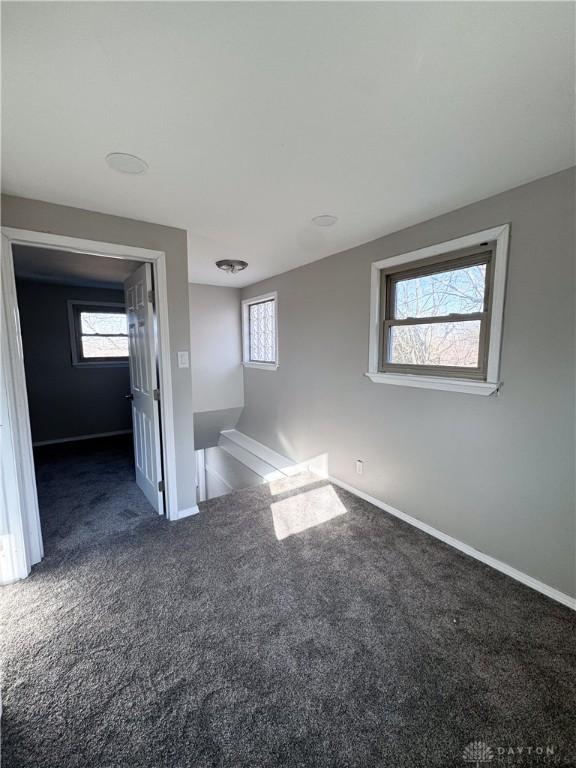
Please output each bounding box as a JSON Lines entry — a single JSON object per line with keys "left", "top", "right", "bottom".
{"left": 242, "top": 291, "right": 278, "bottom": 370}
{"left": 366, "top": 224, "right": 510, "bottom": 396}
{"left": 67, "top": 300, "right": 129, "bottom": 367}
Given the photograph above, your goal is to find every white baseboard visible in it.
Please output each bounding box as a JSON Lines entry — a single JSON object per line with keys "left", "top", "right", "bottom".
{"left": 33, "top": 430, "right": 132, "bottom": 447}
{"left": 171, "top": 505, "right": 200, "bottom": 521}
{"left": 328, "top": 476, "right": 576, "bottom": 611}
{"left": 224, "top": 430, "right": 575, "bottom": 611}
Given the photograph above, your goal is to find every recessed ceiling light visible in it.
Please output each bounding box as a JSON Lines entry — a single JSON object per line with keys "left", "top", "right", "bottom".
{"left": 216, "top": 259, "right": 248, "bottom": 274}
{"left": 311, "top": 214, "right": 338, "bottom": 227}
{"left": 105, "top": 152, "right": 149, "bottom": 175}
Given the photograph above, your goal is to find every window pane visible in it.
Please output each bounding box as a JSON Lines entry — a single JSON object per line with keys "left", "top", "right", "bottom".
{"left": 249, "top": 300, "right": 275, "bottom": 362}
{"left": 81, "top": 335, "right": 129, "bottom": 359}
{"left": 394, "top": 263, "right": 486, "bottom": 319}
{"left": 80, "top": 311, "right": 127, "bottom": 335}
{"left": 388, "top": 320, "right": 481, "bottom": 368}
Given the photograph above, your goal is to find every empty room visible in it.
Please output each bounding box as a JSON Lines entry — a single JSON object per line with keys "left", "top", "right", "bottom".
{"left": 1, "top": 2, "right": 574, "bottom": 767}
{"left": 12, "top": 245, "right": 165, "bottom": 555}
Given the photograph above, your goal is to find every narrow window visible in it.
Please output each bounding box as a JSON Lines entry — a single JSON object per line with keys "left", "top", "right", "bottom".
{"left": 381, "top": 247, "right": 493, "bottom": 379}
{"left": 69, "top": 302, "right": 129, "bottom": 365}
{"left": 242, "top": 292, "right": 278, "bottom": 369}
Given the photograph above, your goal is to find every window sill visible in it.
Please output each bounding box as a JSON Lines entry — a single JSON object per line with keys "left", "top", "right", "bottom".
{"left": 72, "top": 361, "right": 129, "bottom": 369}
{"left": 365, "top": 372, "right": 500, "bottom": 396}
{"left": 243, "top": 362, "right": 278, "bottom": 371}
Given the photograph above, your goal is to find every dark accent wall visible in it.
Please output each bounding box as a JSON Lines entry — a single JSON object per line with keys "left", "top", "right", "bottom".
{"left": 16, "top": 279, "right": 132, "bottom": 444}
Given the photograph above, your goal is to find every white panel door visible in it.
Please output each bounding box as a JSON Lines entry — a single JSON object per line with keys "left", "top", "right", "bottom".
{"left": 124, "top": 263, "right": 164, "bottom": 514}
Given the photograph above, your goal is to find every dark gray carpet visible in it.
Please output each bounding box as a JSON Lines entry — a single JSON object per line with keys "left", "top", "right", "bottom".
{"left": 1, "top": 458, "right": 575, "bottom": 767}
{"left": 33, "top": 435, "right": 156, "bottom": 555}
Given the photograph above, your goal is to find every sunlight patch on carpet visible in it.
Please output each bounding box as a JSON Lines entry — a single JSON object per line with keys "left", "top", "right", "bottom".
{"left": 271, "top": 484, "right": 347, "bottom": 540}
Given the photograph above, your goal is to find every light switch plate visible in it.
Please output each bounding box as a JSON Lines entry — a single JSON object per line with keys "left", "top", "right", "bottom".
{"left": 177, "top": 351, "right": 189, "bottom": 368}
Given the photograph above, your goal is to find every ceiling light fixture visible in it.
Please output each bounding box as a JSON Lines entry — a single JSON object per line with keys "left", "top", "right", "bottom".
{"left": 311, "top": 214, "right": 338, "bottom": 227}
{"left": 216, "top": 259, "right": 248, "bottom": 274}
{"left": 105, "top": 152, "right": 149, "bottom": 175}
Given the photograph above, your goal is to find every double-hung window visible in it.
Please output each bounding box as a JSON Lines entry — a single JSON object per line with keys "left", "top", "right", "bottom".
{"left": 242, "top": 292, "right": 278, "bottom": 369}
{"left": 367, "top": 226, "right": 509, "bottom": 395}
{"left": 382, "top": 248, "right": 492, "bottom": 377}
{"left": 68, "top": 301, "right": 129, "bottom": 366}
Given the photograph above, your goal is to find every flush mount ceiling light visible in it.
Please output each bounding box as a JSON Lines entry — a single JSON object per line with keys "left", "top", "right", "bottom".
{"left": 216, "top": 259, "right": 248, "bottom": 274}
{"left": 311, "top": 214, "right": 338, "bottom": 227}
{"left": 105, "top": 152, "right": 149, "bottom": 175}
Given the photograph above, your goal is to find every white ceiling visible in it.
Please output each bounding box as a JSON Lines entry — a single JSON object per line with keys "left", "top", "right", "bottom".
{"left": 2, "top": 3, "right": 574, "bottom": 287}
{"left": 13, "top": 245, "right": 140, "bottom": 289}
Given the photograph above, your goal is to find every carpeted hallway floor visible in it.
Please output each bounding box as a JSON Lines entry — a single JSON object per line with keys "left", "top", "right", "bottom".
{"left": 0, "top": 448, "right": 575, "bottom": 767}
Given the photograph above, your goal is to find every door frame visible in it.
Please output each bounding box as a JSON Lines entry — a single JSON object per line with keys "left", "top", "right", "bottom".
{"left": 1, "top": 227, "right": 180, "bottom": 570}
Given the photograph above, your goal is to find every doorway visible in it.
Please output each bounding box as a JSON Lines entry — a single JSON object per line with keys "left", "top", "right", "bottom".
{"left": 0, "top": 228, "right": 179, "bottom": 583}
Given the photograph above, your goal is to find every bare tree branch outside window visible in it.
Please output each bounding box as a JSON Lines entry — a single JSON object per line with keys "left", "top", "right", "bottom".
{"left": 80, "top": 311, "right": 129, "bottom": 359}
{"left": 381, "top": 249, "right": 493, "bottom": 377}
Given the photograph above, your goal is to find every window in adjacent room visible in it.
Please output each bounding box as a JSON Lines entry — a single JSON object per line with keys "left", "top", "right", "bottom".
{"left": 68, "top": 302, "right": 129, "bottom": 366}
{"left": 367, "top": 225, "right": 510, "bottom": 395}
{"left": 242, "top": 292, "right": 278, "bottom": 369}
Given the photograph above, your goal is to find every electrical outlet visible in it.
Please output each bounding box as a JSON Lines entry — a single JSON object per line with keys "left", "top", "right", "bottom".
{"left": 355, "top": 460, "right": 364, "bottom": 475}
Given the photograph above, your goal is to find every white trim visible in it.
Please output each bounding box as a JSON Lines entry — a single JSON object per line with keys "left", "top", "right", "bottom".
{"left": 485, "top": 225, "right": 510, "bottom": 379}
{"left": 242, "top": 362, "right": 279, "bottom": 371}
{"left": 368, "top": 261, "right": 381, "bottom": 374}
{"left": 1, "top": 234, "right": 44, "bottom": 578}
{"left": 151, "top": 248, "right": 180, "bottom": 521}
{"left": 328, "top": 475, "right": 576, "bottom": 611}
{"left": 220, "top": 429, "right": 295, "bottom": 474}
{"left": 170, "top": 505, "right": 200, "bottom": 521}
{"left": 223, "top": 429, "right": 575, "bottom": 611}
{"left": 241, "top": 291, "right": 278, "bottom": 369}
{"left": 219, "top": 432, "right": 285, "bottom": 481}
{"left": 1, "top": 227, "right": 182, "bottom": 575}
{"left": 367, "top": 225, "right": 510, "bottom": 394}
{"left": 365, "top": 372, "right": 500, "bottom": 396}
{"left": 33, "top": 430, "right": 133, "bottom": 447}
{"left": 1, "top": 228, "right": 164, "bottom": 262}
{"left": 196, "top": 449, "right": 207, "bottom": 503}
{"left": 5, "top": 229, "right": 180, "bottom": 520}
{"left": 1, "top": 233, "right": 43, "bottom": 583}
{"left": 219, "top": 429, "right": 328, "bottom": 480}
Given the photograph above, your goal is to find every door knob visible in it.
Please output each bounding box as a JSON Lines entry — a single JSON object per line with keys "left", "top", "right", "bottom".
{"left": 125, "top": 393, "right": 134, "bottom": 401}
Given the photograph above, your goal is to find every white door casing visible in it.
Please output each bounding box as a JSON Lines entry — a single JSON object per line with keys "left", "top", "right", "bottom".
{"left": 0, "top": 234, "right": 43, "bottom": 584}
{"left": 1, "top": 226, "right": 188, "bottom": 583}
{"left": 124, "top": 263, "right": 164, "bottom": 514}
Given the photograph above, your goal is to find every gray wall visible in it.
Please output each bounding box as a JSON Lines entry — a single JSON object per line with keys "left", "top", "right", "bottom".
{"left": 193, "top": 408, "right": 244, "bottom": 451}
{"left": 238, "top": 168, "right": 576, "bottom": 596}
{"left": 189, "top": 283, "right": 244, "bottom": 448}
{"left": 189, "top": 283, "right": 244, "bottom": 413}
{"left": 2, "top": 195, "right": 196, "bottom": 513}
{"left": 16, "top": 279, "right": 131, "bottom": 444}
